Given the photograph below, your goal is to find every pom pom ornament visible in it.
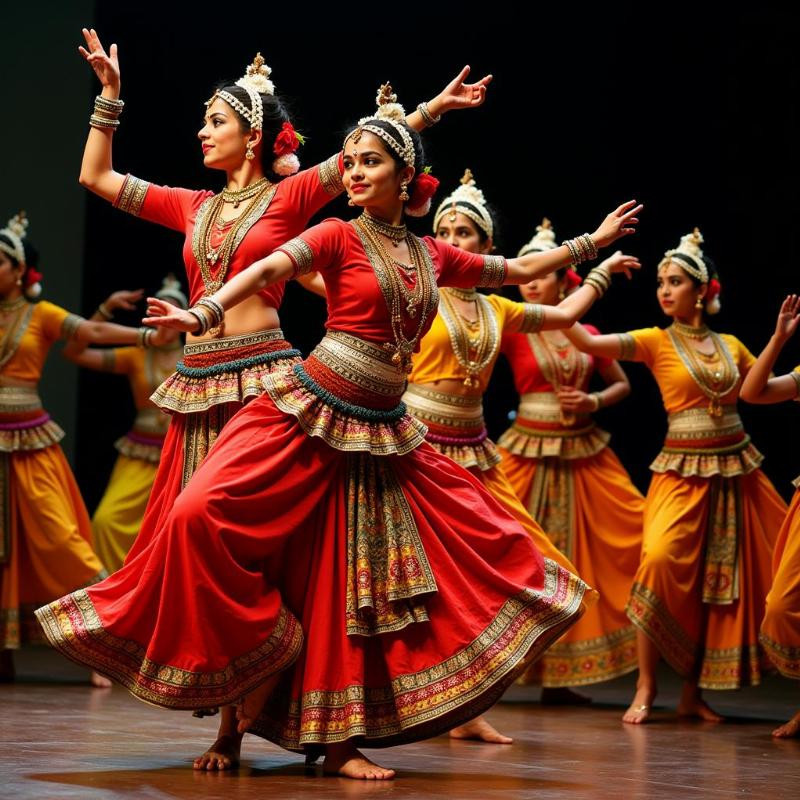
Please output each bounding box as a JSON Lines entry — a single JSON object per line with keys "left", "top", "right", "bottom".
{"left": 433, "top": 169, "right": 494, "bottom": 238}
{"left": 272, "top": 153, "right": 300, "bottom": 176}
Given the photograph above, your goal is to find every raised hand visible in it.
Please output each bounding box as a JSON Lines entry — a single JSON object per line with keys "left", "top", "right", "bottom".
{"left": 591, "top": 201, "right": 643, "bottom": 249}
{"left": 104, "top": 289, "right": 144, "bottom": 312}
{"left": 773, "top": 294, "right": 800, "bottom": 343}
{"left": 598, "top": 251, "right": 641, "bottom": 279}
{"left": 434, "top": 65, "right": 493, "bottom": 114}
{"left": 143, "top": 297, "right": 198, "bottom": 333}
{"left": 79, "top": 28, "right": 120, "bottom": 95}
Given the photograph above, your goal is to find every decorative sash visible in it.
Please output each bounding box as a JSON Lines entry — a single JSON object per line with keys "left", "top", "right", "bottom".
{"left": 703, "top": 476, "right": 742, "bottom": 605}
{"left": 403, "top": 382, "right": 500, "bottom": 471}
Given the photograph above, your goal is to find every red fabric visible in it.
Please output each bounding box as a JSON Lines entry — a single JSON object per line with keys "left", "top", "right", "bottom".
{"left": 501, "top": 324, "right": 613, "bottom": 394}
{"left": 131, "top": 157, "right": 342, "bottom": 306}
{"left": 279, "top": 219, "right": 503, "bottom": 348}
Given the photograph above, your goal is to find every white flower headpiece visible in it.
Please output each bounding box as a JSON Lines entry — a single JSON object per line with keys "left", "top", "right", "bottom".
{"left": 433, "top": 169, "right": 494, "bottom": 239}
{"left": 518, "top": 218, "right": 557, "bottom": 257}
{"left": 659, "top": 227, "right": 709, "bottom": 284}
{"left": 345, "top": 83, "right": 415, "bottom": 167}
{"left": 207, "top": 53, "right": 274, "bottom": 131}
{"left": 0, "top": 210, "right": 28, "bottom": 265}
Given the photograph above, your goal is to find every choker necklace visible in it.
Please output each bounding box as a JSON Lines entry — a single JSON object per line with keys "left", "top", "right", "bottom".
{"left": 671, "top": 320, "right": 710, "bottom": 340}
{"left": 221, "top": 177, "right": 271, "bottom": 208}
{"left": 0, "top": 296, "right": 28, "bottom": 313}
{"left": 360, "top": 212, "right": 407, "bottom": 247}
{"left": 444, "top": 287, "right": 479, "bottom": 302}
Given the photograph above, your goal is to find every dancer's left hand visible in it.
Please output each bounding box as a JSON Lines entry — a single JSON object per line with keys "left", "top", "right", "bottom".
{"left": 432, "top": 65, "right": 493, "bottom": 115}
{"left": 143, "top": 297, "right": 200, "bottom": 333}
{"left": 557, "top": 388, "right": 597, "bottom": 414}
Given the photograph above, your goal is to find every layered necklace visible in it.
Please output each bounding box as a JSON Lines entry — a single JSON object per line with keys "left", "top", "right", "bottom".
{"left": 353, "top": 213, "right": 438, "bottom": 373}
{"left": 527, "top": 330, "right": 590, "bottom": 427}
{"left": 439, "top": 287, "right": 499, "bottom": 388}
{"left": 667, "top": 322, "right": 739, "bottom": 417}
{"left": 0, "top": 296, "right": 34, "bottom": 371}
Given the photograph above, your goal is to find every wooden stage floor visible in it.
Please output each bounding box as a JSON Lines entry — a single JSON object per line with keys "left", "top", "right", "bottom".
{"left": 2, "top": 647, "right": 799, "bottom": 799}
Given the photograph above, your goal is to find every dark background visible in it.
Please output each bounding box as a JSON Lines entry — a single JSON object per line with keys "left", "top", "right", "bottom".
{"left": 5, "top": 2, "right": 800, "bottom": 509}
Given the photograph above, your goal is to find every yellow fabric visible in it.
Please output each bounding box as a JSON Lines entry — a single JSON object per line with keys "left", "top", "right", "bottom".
{"left": 760, "top": 488, "right": 800, "bottom": 679}
{"left": 628, "top": 468, "right": 784, "bottom": 689}
{"left": 92, "top": 454, "right": 159, "bottom": 573}
{"left": 499, "top": 446, "right": 644, "bottom": 686}
{"left": 626, "top": 327, "right": 756, "bottom": 413}
{"left": 1, "top": 446, "right": 104, "bottom": 648}
{"left": 410, "top": 294, "right": 532, "bottom": 392}
{"left": 0, "top": 301, "right": 71, "bottom": 382}
{"left": 111, "top": 347, "right": 153, "bottom": 409}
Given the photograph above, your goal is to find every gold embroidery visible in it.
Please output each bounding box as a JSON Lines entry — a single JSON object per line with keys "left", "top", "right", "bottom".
{"left": 181, "top": 404, "right": 236, "bottom": 488}
{"left": 528, "top": 457, "right": 575, "bottom": 559}
{"left": 60, "top": 313, "right": 85, "bottom": 340}
{"left": 279, "top": 238, "right": 315, "bottom": 277}
{"left": 115, "top": 174, "right": 151, "bottom": 216}
{"left": 318, "top": 154, "right": 345, "bottom": 196}
{"left": 617, "top": 333, "right": 636, "bottom": 360}
{"left": 478, "top": 255, "right": 506, "bottom": 288}
{"left": 100, "top": 349, "right": 116, "bottom": 372}
{"left": 790, "top": 370, "right": 800, "bottom": 401}
{"left": 0, "top": 302, "right": 35, "bottom": 370}
{"left": 520, "top": 303, "right": 545, "bottom": 334}
{"left": 703, "top": 476, "right": 742, "bottom": 605}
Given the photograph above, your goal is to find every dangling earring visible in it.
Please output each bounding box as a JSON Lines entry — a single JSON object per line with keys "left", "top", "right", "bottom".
{"left": 558, "top": 289, "right": 566, "bottom": 301}
{"left": 347, "top": 196, "right": 355, "bottom": 207}
{"left": 245, "top": 141, "right": 255, "bottom": 161}
{"left": 16, "top": 278, "right": 22, "bottom": 286}
{"left": 695, "top": 296, "right": 704, "bottom": 309}
{"left": 399, "top": 182, "right": 410, "bottom": 202}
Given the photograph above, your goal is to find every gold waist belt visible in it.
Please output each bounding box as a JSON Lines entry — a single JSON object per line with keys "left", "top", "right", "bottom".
{"left": 0, "top": 385, "right": 43, "bottom": 413}
{"left": 403, "top": 383, "right": 485, "bottom": 432}
{"left": 663, "top": 405, "right": 746, "bottom": 452}
{"left": 516, "top": 391, "right": 593, "bottom": 432}
{"left": 182, "top": 327, "right": 287, "bottom": 356}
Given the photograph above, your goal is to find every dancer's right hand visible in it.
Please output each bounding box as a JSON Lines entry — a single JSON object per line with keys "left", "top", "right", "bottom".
{"left": 598, "top": 251, "right": 641, "bottom": 279}
{"left": 79, "top": 28, "right": 120, "bottom": 96}
{"left": 143, "top": 298, "right": 201, "bottom": 333}
{"left": 772, "top": 294, "right": 800, "bottom": 344}
{"left": 591, "top": 201, "right": 643, "bottom": 248}
{"left": 104, "top": 289, "right": 144, "bottom": 313}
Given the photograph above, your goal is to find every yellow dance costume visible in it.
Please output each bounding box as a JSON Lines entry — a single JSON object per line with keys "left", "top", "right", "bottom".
{"left": 497, "top": 326, "right": 644, "bottom": 686}
{"left": 90, "top": 347, "right": 176, "bottom": 572}
{"left": 0, "top": 300, "right": 105, "bottom": 648}
{"left": 404, "top": 288, "right": 581, "bottom": 576}
{"left": 759, "top": 365, "right": 800, "bottom": 679}
{"left": 619, "top": 325, "right": 785, "bottom": 688}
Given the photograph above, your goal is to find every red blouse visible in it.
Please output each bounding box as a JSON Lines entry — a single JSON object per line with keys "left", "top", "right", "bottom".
{"left": 113, "top": 154, "right": 344, "bottom": 307}
{"left": 278, "top": 218, "right": 508, "bottom": 348}
{"left": 501, "top": 324, "right": 612, "bottom": 394}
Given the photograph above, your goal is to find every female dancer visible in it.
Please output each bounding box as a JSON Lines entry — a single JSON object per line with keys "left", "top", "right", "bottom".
{"left": 0, "top": 212, "right": 171, "bottom": 682}
{"left": 496, "top": 218, "right": 644, "bottom": 699}
{"left": 38, "top": 87, "right": 641, "bottom": 779}
{"left": 565, "top": 229, "right": 786, "bottom": 724}
{"left": 739, "top": 294, "right": 800, "bottom": 738}
{"left": 62, "top": 276, "right": 187, "bottom": 572}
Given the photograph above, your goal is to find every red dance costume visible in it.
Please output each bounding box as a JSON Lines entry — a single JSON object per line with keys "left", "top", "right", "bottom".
{"left": 38, "top": 218, "right": 588, "bottom": 751}
{"left": 113, "top": 156, "right": 344, "bottom": 563}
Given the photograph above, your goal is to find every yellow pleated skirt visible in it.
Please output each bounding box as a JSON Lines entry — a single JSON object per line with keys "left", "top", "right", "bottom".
{"left": 759, "top": 487, "right": 800, "bottom": 679}
{"left": 628, "top": 468, "right": 785, "bottom": 689}
{"left": 92, "top": 454, "right": 159, "bottom": 573}
{"left": 1, "top": 445, "right": 105, "bottom": 649}
{"left": 498, "top": 446, "right": 644, "bottom": 686}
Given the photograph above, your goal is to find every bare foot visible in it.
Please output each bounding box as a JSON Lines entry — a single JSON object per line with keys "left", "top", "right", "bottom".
{"left": 677, "top": 684, "right": 724, "bottom": 722}
{"left": 449, "top": 715, "right": 513, "bottom": 744}
{"left": 772, "top": 711, "right": 800, "bottom": 739}
{"left": 90, "top": 670, "right": 112, "bottom": 688}
{"left": 324, "top": 743, "right": 396, "bottom": 780}
{"left": 193, "top": 734, "right": 243, "bottom": 770}
{"left": 541, "top": 687, "right": 592, "bottom": 706}
{"left": 235, "top": 674, "right": 280, "bottom": 734}
{"left": 622, "top": 685, "right": 657, "bottom": 725}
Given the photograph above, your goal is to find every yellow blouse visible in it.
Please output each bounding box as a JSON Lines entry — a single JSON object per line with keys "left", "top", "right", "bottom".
{"left": 621, "top": 327, "right": 756, "bottom": 414}
{"left": 0, "top": 301, "right": 81, "bottom": 383}
{"left": 410, "top": 294, "right": 544, "bottom": 393}
{"left": 107, "top": 348, "right": 172, "bottom": 411}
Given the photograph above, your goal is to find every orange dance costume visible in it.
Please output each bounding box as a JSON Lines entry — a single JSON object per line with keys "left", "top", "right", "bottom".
{"left": 113, "top": 154, "right": 344, "bottom": 564}
{"left": 36, "top": 215, "right": 589, "bottom": 750}
{"left": 1, "top": 299, "right": 105, "bottom": 648}
{"left": 759, "top": 366, "right": 800, "bottom": 679}
{"left": 404, "top": 289, "right": 580, "bottom": 572}
{"left": 497, "top": 325, "right": 644, "bottom": 686}
{"left": 619, "top": 324, "right": 785, "bottom": 688}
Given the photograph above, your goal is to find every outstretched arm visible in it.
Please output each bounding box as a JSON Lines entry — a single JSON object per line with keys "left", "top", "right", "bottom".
{"left": 406, "top": 65, "right": 492, "bottom": 132}
{"left": 77, "top": 28, "right": 127, "bottom": 201}
{"left": 564, "top": 322, "right": 628, "bottom": 359}
{"left": 740, "top": 294, "right": 800, "bottom": 404}
{"left": 504, "top": 202, "right": 642, "bottom": 283}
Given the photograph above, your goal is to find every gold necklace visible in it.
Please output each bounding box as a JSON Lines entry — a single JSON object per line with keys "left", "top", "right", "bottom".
{"left": 671, "top": 320, "right": 710, "bottom": 340}
{"left": 0, "top": 301, "right": 34, "bottom": 370}
{"left": 221, "top": 177, "right": 270, "bottom": 208}
{"left": 439, "top": 288, "right": 499, "bottom": 387}
{"left": 0, "top": 296, "right": 27, "bottom": 313}
{"left": 360, "top": 211, "right": 407, "bottom": 247}
{"left": 446, "top": 286, "right": 479, "bottom": 302}
{"left": 667, "top": 326, "right": 739, "bottom": 417}
{"left": 352, "top": 217, "right": 438, "bottom": 372}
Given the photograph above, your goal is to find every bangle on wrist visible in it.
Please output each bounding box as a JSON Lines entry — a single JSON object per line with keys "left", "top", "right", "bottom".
{"left": 136, "top": 326, "right": 154, "bottom": 348}
{"left": 590, "top": 392, "right": 603, "bottom": 411}
{"left": 416, "top": 101, "right": 442, "bottom": 128}
{"left": 97, "top": 302, "right": 113, "bottom": 320}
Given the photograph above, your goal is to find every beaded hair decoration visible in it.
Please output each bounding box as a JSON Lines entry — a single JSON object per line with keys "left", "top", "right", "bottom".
{"left": 433, "top": 169, "right": 494, "bottom": 239}
{"left": 518, "top": 217, "right": 557, "bottom": 257}
{"left": 659, "top": 228, "right": 709, "bottom": 284}
{"left": 155, "top": 273, "right": 188, "bottom": 310}
{"left": 207, "top": 53, "right": 274, "bottom": 131}
{"left": 0, "top": 211, "right": 28, "bottom": 265}
{"left": 345, "top": 83, "right": 415, "bottom": 167}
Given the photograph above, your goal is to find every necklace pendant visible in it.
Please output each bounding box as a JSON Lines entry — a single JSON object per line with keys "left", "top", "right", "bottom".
{"left": 709, "top": 399, "right": 723, "bottom": 418}
{"left": 391, "top": 351, "right": 402, "bottom": 366}
{"left": 407, "top": 303, "right": 417, "bottom": 318}
{"left": 233, "top": 199, "right": 240, "bottom": 209}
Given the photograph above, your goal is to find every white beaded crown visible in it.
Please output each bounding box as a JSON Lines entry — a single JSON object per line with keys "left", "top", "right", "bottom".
{"left": 345, "top": 83, "right": 415, "bottom": 167}
{"left": 433, "top": 169, "right": 494, "bottom": 239}
{"left": 0, "top": 211, "right": 28, "bottom": 265}
{"left": 518, "top": 218, "right": 558, "bottom": 257}
{"left": 659, "top": 228, "right": 709, "bottom": 284}
{"left": 207, "top": 53, "right": 274, "bottom": 131}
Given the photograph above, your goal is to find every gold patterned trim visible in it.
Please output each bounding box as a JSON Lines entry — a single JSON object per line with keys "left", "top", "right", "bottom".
{"left": 478, "top": 255, "right": 507, "bottom": 288}
{"left": 318, "top": 154, "right": 345, "bottom": 196}
{"left": 115, "top": 174, "right": 151, "bottom": 216}
{"left": 182, "top": 327, "right": 285, "bottom": 355}
{"left": 759, "top": 631, "right": 800, "bottom": 679}
{"left": 790, "top": 370, "right": 800, "bottom": 400}
{"left": 520, "top": 303, "right": 545, "bottom": 334}
{"left": 279, "top": 238, "right": 315, "bottom": 277}
{"left": 617, "top": 332, "right": 636, "bottom": 360}
{"left": 0, "top": 303, "right": 35, "bottom": 370}
{"left": 35, "top": 588, "right": 304, "bottom": 708}
{"left": 61, "top": 313, "right": 85, "bottom": 340}
{"left": 0, "top": 385, "right": 43, "bottom": 412}
{"left": 100, "top": 349, "right": 116, "bottom": 372}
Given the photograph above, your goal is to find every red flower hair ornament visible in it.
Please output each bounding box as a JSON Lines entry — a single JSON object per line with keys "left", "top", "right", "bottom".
{"left": 405, "top": 168, "right": 440, "bottom": 217}
{"left": 272, "top": 122, "right": 305, "bottom": 177}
